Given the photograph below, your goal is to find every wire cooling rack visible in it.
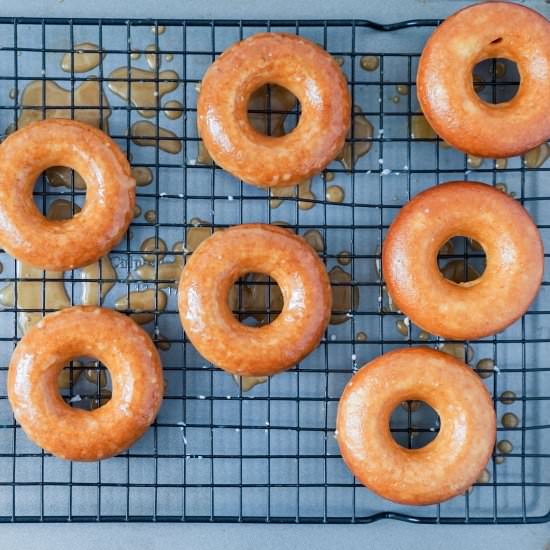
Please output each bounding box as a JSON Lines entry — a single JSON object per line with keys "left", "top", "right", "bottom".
{"left": 0, "top": 16, "right": 548, "bottom": 525}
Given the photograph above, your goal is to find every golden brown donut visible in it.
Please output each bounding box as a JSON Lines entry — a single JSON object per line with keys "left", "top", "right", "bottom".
{"left": 336, "top": 348, "right": 496, "bottom": 505}
{"left": 0, "top": 119, "right": 135, "bottom": 271}
{"left": 417, "top": 2, "right": 550, "bottom": 158}
{"left": 7, "top": 306, "right": 163, "bottom": 461}
{"left": 197, "top": 32, "right": 350, "bottom": 187}
{"left": 382, "top": 181, "right": 543, "bottom": 340}
{"left": 178, "top": 224, "right": 331, "bottom": 376}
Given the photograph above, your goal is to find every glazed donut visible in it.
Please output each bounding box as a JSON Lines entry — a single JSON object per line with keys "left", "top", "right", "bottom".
{"left": 417, "top": 2, "right": 550, "bottom": 158}
{"left": 197, "top": 32, "right": 350, "bottom": 187}
{"left": 336, "top": 348, "right": 496, "bottom": 505}
{"left": 178, "top": 224, "right": 331, "bottom": 376}
{"left": 0, "top": 119, "right": 135, "bottom": 271}
{"left": 382, "top": 181, "right": 543, "bottom": 340}
{"left": 7, "top": 306, "right": 163, "bottom": 461}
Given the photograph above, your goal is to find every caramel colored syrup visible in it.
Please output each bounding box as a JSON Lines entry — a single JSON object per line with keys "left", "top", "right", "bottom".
{"left": 302, "top": 229, "right": 325, "bottom": 253}
{"left": 524, "top": 143, "right": 550, "bottom": 168}
{"left": 114, "top": 288, "right": 168, "bottom": 325}
{"left": 232, "top": 374, "right": 268, "bottom": 392}
{"left": 132, "top": 166, "right": 154, "bottom": 187}
{"left": 329, "top": 266, "right": 359, "bottom": 325}
{"left": 270, "top": 179, "right": 315, "bottom": 210}
{"left": 130, "top": 121, "right": 182, "bottom": 154}
{"left": 164, "top": 100, "right": 184, "bottom": 120}
{"left": 61, "top": 43, "right": 104, "bottom": 73}
{"left": 410, "top": 114, "right": 436, "bottom": 140}
{"left": 336, "top": 105, "right": 373, "bottom": 170}
{"left": 326, "top": 185, "right": 344, "bottom": 203}
{"left": 144, "top": 44, "right": 161, "bottom": 70}
{"left": 108, "top": 67, "right": 178, "bottom": 117}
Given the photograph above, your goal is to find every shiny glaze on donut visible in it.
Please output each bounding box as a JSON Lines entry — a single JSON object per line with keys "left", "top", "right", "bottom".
{"left": 0, "top": 119, "right": 135, "bottom": 270}
{"left": 336, "top": 348, "right": 496, "bottom": 505}
{"left": 382, "top": 181, "right": 543, "bottom": 340}
{"left": 178, "top": 224, "right": 331, "bottom": 376}
{"left": 417, "top": 2, "right": 550, "bottom": 158}
{"left": 197, "top": 32, "right": 350, "bottom": 187}
{"left": 7, "top": 306, "right": 163, "bottom": 461}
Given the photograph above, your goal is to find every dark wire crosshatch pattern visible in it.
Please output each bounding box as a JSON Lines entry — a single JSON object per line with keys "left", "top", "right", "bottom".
{"left": 0, "top": 16, "right": 547, "bottom": 524}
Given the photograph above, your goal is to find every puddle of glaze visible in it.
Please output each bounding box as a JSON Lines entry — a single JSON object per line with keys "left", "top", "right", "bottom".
{"left": 19, "top": 79, "right": 110, "bottom": 129}
{"left": 18, "top": 79, "right": 111, "bottom": 189}
{"left": 114, "top": 288, "right": 167, "bottom": 325}
{"left": 337, "top": 251, "right": 352, "bottom": 265}
{"left": 410, "top": 114, "right": 436, "bottom": 140}
{"left": 83, "top": 364, "right": 108, "bottom": 387}
{"left": 80, "top": 255, "right": 117, "bottom": 306}
{"left": 396, "top": 318, "right": 409, "bottom": 337}
{"left": 302, "top": 229, "right": 325, "bottom": 252}
{"left": 144, "top": 44, "right": 161, "bottom": 70}
{"left": 472, "top": 73, "right": 486, "bottom": 93}
{"left": 130, "top": 51, "right": 141, "bottom": 60}
{"left": 324, "top": 171, "right": 335, "bottom": 182}
{"left": 440, "top": 260, "right": 480, "bottom": 283}
{"left": 336, "top": 105, "right": 373, "bottom": 170}
{"left": 154, "top": 334, "right": 171, "bottom": 351}
{"left": 183, "top": 218, "right": 217, "bottom": 252}
{"left": 326, "top": 185, "right": 344, "bottom": 203}
{"left": 151, "top": 25, "right": 166, "bottom": 35}
{"left": 130, "top": 121, "right": 182, "bottom": 154}
{"left": 360, "top": 55, "right": 379, "bottom": 71}
{"left": 140, "top": 237, "right": 168, "bottom": 262}
{"left": 108, "top": 67, "right": 178, "bottom": 117}
{"left": 495, "top": 158, "right": 507, "bottom": 169}
{"left": 329, "top": 266, "right": 359, "bottom": 324}
{"left": 0, "top": 199, "right": 75, "bottom": 333}
{"left": 134, "top": 221, "right": 210, "bottom": 287}
{"left": 132, "top": 166, "right": 153, "bottom": 187}
{"left": 467, "top": 155, "right": 483, "bottom": 169}
{"left": 196, "top": 141, "right": 214, "bottom": 165}
{"left": 61, "top": 42, "right": 104, "bottom": 73}
{"left": 270, "top": 179, "right": 315, "bottom": 210}
{"left": 165, "top": 53, "right": 174, "bottom": 63}
{"left": 133, "top": 205, "right": 142, "bottom": 218}
{"left": 135, "top": 261, "right": 182, "bottom": 289}
{"left": 356, "top": 331, "right": 368, "bottom": 341}
{"left": 8, "top": 88, "right": 16, "bottom": 100}
{"left": 164, "top": 99, "right": 184, "bottom": 120}
{"left": 439, "top": 342, "right": 474, "bottom": 364}
{"left": 58, "top": 363, "right": 82, "bottom": 390}
{"left": 396, "top": 84, "right": 409, "bottom": 96}
{"left": 233, "top": 374, "right": 268, "bottom": 392}
{"left": 144, "top": 210, "right": 157, "bottom": 223}
{"left": 524, "top": 143, "right": 550, "bottom": 168}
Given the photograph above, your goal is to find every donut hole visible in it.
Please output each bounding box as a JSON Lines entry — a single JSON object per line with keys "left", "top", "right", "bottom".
{"left": 58, "top": 357, "right": 112, "bottom": 411}
{"left": 229, "top": 272, "right": 283, "bottom": 326}
{"left": 472, "top": 57, "right": 520, "bottom": 104}
{"left": 33, "top": 169, "right": 85, "bottom": 220}
{"left": 390, "top": 400, "right": 440, "bottom": 449}
{"left": 247, "top": 84, "right": 300, "bottom": 136}
{"left": 438, "top": 236, "right": 486, "bottom": 284}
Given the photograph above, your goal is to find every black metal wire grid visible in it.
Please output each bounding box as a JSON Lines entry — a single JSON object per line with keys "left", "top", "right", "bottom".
{"left": 0, "top": 16, "right": 546, "bottom": 524}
